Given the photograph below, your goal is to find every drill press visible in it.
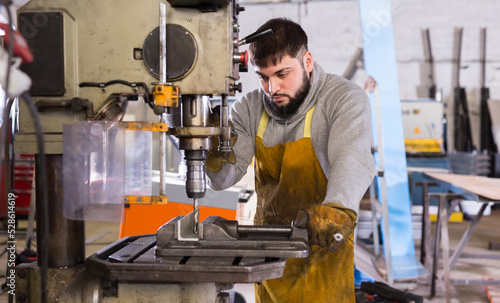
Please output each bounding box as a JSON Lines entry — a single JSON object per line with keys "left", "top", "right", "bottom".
{"left": 14, "top": 1, "right": 308, "bottom": 302}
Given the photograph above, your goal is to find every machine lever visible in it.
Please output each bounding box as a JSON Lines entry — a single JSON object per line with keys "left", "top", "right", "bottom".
{"left": 239, "top": 27, "right": 273, "bottom": 46}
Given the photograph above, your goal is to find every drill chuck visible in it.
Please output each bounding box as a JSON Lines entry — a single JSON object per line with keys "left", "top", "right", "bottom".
{"left": 185, "top": 150, "right": 206, "bottom": 199}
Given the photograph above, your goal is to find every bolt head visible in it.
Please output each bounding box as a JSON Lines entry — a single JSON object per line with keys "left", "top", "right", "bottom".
{"left": 18, "top": 269, "right": 26, "bottom": 278}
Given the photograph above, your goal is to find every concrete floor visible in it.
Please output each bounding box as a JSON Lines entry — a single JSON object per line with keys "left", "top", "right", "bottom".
{"left": 0, "top": 209, "right": 499, "bottom": 302}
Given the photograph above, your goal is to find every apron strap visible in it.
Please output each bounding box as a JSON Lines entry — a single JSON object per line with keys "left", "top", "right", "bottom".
{"left": 257, "top": 110, "right": 269, "bottom": 139}
{"left": 303, "top": 105, "right": 315, "bottom": 138}
{"left": 257, "top": 105, "right": 316, "bottom": 139}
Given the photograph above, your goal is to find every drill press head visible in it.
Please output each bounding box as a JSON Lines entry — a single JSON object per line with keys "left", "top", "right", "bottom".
{"left": 177, "top": 95, "right": 212, "bottom": 199}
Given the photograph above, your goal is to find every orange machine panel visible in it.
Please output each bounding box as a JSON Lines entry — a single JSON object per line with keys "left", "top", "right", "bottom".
{"left": 119, "top": 202, "right": 237, "bottom": 238}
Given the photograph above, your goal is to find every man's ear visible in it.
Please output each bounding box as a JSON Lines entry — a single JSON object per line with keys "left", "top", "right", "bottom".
{"left": 303, "top": 51, "right": 314, "bottom": 74}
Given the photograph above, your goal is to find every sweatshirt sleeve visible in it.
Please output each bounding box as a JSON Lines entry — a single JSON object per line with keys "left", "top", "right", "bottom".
{"left": 206, "top": 94, "right": 257, "bottom": 191}
{"left": 322, "top": 85, "right": 376, "bottom": 214}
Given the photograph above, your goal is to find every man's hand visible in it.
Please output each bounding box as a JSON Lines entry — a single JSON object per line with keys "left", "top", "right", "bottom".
{"left": 363, "top": 75, "right": 377, "bottom": 92}
{"left": 295, "top": 202, "right": 357, "bottom": 253}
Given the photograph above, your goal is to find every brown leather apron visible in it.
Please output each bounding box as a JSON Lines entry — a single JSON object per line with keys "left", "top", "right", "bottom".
{"left": 254, "top": 106, "right": 355, "bottom": 303}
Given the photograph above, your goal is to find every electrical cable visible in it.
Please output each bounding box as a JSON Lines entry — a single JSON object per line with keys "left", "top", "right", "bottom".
{"left": 24, "top": 154, "right": 35, "bottom": 190}
{"left": 3, "top": 4, "right": 14, "bottom": 99}
{"left": 2, "top": 98, "right": 13, "bottom": 200}
{"left": 2, "top": 6, "right": 15, "bottom": 303}
{"left": 1, "top": 4, "right": 48, "bottom": 303}
{"left": 79, "top": 80, "right": 153, "bottom": 108}
{"left": 21, "top": 92, "right": 49, "bottom": 303}
{"left": 2, "top": 4, "right": 14, "bottom": 202}
{"left": 3, "top": 3, "right": 14, "bottom": 303}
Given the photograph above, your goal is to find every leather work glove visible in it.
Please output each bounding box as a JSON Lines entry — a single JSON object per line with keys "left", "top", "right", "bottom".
{"left": 295, "top": 202, "right": 357, "bottom": 253}
{"left": 205, "top": 106, "right": 237, "bottom": 173}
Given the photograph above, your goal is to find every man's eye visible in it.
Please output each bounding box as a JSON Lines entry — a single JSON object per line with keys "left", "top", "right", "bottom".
{"left": 259, "top": 76, "right": 269, "bottom": 81}
{"left": 278, "top": 73, "right": 288, "bottom": 78}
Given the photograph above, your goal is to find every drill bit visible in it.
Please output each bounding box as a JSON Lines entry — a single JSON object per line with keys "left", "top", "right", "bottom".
{"left": 193, "top": 198, "right": 199, "bottom": 234}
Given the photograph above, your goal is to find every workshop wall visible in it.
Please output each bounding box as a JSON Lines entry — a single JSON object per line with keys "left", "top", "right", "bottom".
{"left": 237, "top": 0, "right": 500, "bottom": 150}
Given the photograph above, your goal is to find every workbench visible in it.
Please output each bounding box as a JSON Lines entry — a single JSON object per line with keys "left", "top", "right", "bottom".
{"left": 421, "top": 172, "right": 500, "bottom": 301}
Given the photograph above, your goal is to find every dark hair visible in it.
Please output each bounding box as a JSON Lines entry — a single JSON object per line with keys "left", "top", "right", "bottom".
{"left": 249, "top": 18, "right": 308, "bottom": 68}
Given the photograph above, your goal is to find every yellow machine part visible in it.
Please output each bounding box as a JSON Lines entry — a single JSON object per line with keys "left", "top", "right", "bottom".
{"left": 154, "top": 84, "right": 179, "bottom": 108}
{"left": 119, "top": 122, "right": 169, "bottom": 132}
{"left": 405, "top": 138, "right": 443, "bottom": 153}
{"left": 124, "top": 195, "right": 169, "bottom": 205}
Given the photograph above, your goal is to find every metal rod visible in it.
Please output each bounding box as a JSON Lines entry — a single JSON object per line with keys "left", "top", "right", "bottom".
{"left": 219, "top": 94, "right": 231, "bottom": 152}
{"left": 159, "top": 113, "right": 168, "bottom": 196}
{"left": 238, "top": 225, "right": 293, "bottom": 234}
{"left": 449, "top": 203, "right": 487, "bottom": 270}
{"left": 439, "top": 195, "right": 451, "bottom": 303}
{"left": 159, "top": 2, "right": 167, "bottom": 83}
{"left": 220, "top": 94, "right": 229, "bottom": 129}
{"left": 373, "top": 87, "right": 394, "bottom": 285}
{"left": 480, "top": 28, "right": 486, "bottom": 89}
{"left": 368, "top": 182, "right": 380, "bottom": 256}
{"left": 430, "top": 195, "right": 442, "bottom": 298}
{"left": 447, "top": 199, "right": 461, "bottom": 221}
{"left": 419, "top": 183, "right": 432, "bottom": 275}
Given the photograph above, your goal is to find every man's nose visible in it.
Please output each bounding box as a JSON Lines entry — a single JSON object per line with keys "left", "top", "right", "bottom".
{"left": 268, "top": 77, "right": 281, "bottom": 94}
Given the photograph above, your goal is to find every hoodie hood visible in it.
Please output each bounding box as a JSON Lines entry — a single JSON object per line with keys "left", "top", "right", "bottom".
{"left": 262, "top": 61, "right": 327, "bottom": 124}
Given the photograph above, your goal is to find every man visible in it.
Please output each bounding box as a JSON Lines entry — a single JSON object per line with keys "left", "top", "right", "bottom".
{"left": 206, "top": 18, "right": 375, "bottom": 302}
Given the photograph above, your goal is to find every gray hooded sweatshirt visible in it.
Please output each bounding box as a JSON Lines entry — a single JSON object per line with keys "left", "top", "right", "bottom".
{"left": 206, "top": 62, "right": 376, "bottom": 214}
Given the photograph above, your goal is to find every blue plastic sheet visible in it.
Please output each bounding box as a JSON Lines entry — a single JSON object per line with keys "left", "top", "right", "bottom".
{"left": 359, "top": 0, "right": 420, "bottom": 279}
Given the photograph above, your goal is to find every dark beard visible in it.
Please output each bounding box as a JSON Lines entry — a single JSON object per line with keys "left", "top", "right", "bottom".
{"left": 264, "top": 69, "right": 311, "bottom": 120}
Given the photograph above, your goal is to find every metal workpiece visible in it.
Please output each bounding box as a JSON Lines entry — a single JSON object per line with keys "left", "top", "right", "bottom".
{"left": 156, "top": 215, "right": 309, "bottom": 258}
{"left": 173, "top": 209, "right": 201, "bottom": 241}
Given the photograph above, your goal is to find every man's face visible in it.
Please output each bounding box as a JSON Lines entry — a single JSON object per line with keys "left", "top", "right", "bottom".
{"left": 255, "top": 52, "right": 314, "bottom": 119}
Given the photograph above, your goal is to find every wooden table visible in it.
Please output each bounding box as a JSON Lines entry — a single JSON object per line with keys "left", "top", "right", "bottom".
{"left": 422, "top": 173, "right": 500, "bottom": 302}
